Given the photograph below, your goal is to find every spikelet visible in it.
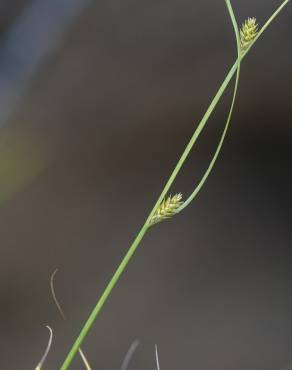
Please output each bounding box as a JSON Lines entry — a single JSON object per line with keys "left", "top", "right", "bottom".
{"left": 149, "top": 193, "right": 183, "bottom": 226}
{"left": 240, "top": 17, "right": 258, "bottom": 51}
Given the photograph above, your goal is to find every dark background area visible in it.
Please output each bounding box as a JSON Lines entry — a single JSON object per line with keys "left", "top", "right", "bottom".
{"left": 0, "top": 0, "right": 291, "bottom": 369}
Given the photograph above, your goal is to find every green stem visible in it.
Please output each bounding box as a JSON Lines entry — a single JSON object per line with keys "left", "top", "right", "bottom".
{"left": 60, "top": 227, "right": 149, "bottom": 370}
{"left": 60, "top": 1, "right": 290, "bottom": 368}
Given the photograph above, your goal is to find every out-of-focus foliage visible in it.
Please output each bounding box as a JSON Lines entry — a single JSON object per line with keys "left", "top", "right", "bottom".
{"left": 0, "top": 130, "right": 47, "bottom": 203}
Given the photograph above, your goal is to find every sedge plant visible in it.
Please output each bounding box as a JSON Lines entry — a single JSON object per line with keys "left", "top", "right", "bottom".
{"left": 59, "top": 0, "right": 290, "bottom": 368}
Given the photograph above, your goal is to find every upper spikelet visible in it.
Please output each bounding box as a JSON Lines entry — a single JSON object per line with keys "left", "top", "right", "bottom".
{"left": 240, "top": 17, "right": 258, "bottom": 51}
{"left": 149, "top": 193, "right": 183, "bottom": 226}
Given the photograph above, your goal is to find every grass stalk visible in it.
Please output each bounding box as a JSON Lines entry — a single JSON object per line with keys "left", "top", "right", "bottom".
{"left": 60, "top": 1, "right": 290, "bottom": 368}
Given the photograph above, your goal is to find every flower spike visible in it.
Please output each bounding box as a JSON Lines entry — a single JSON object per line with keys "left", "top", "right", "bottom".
{"left": 149, "top": 194, "right": 183, "bottom": 226}
{"left": 240, "top": 17, "right": 258, "bottom": 51}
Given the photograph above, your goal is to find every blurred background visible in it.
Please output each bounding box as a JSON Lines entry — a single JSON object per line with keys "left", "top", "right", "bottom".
{"left": 0, "top": 0, "right": 291, "bottom": 369}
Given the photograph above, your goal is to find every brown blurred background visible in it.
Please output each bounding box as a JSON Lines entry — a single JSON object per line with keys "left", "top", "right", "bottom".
{"left": 0, "top": 0, "right": 291, "bottom": 369}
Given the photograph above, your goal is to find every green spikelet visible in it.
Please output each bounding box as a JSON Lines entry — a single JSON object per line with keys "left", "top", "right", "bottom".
{"left": 240, "top": 17, "right": 258, "bottom": 51}
{"left": 149, "top": 193, "right": 183, "bottom": 226}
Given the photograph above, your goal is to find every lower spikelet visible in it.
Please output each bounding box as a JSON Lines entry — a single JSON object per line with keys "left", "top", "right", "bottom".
{"left": 240, "top": 17, "right": 258, "bottom": 51}
{"left": 149, "top": 193, "right": 183, "bottom": 226}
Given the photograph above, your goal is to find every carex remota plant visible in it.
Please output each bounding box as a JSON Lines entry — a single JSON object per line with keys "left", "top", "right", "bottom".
{"left": 57, "top": 0, "right": 290, "bottom": 368}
